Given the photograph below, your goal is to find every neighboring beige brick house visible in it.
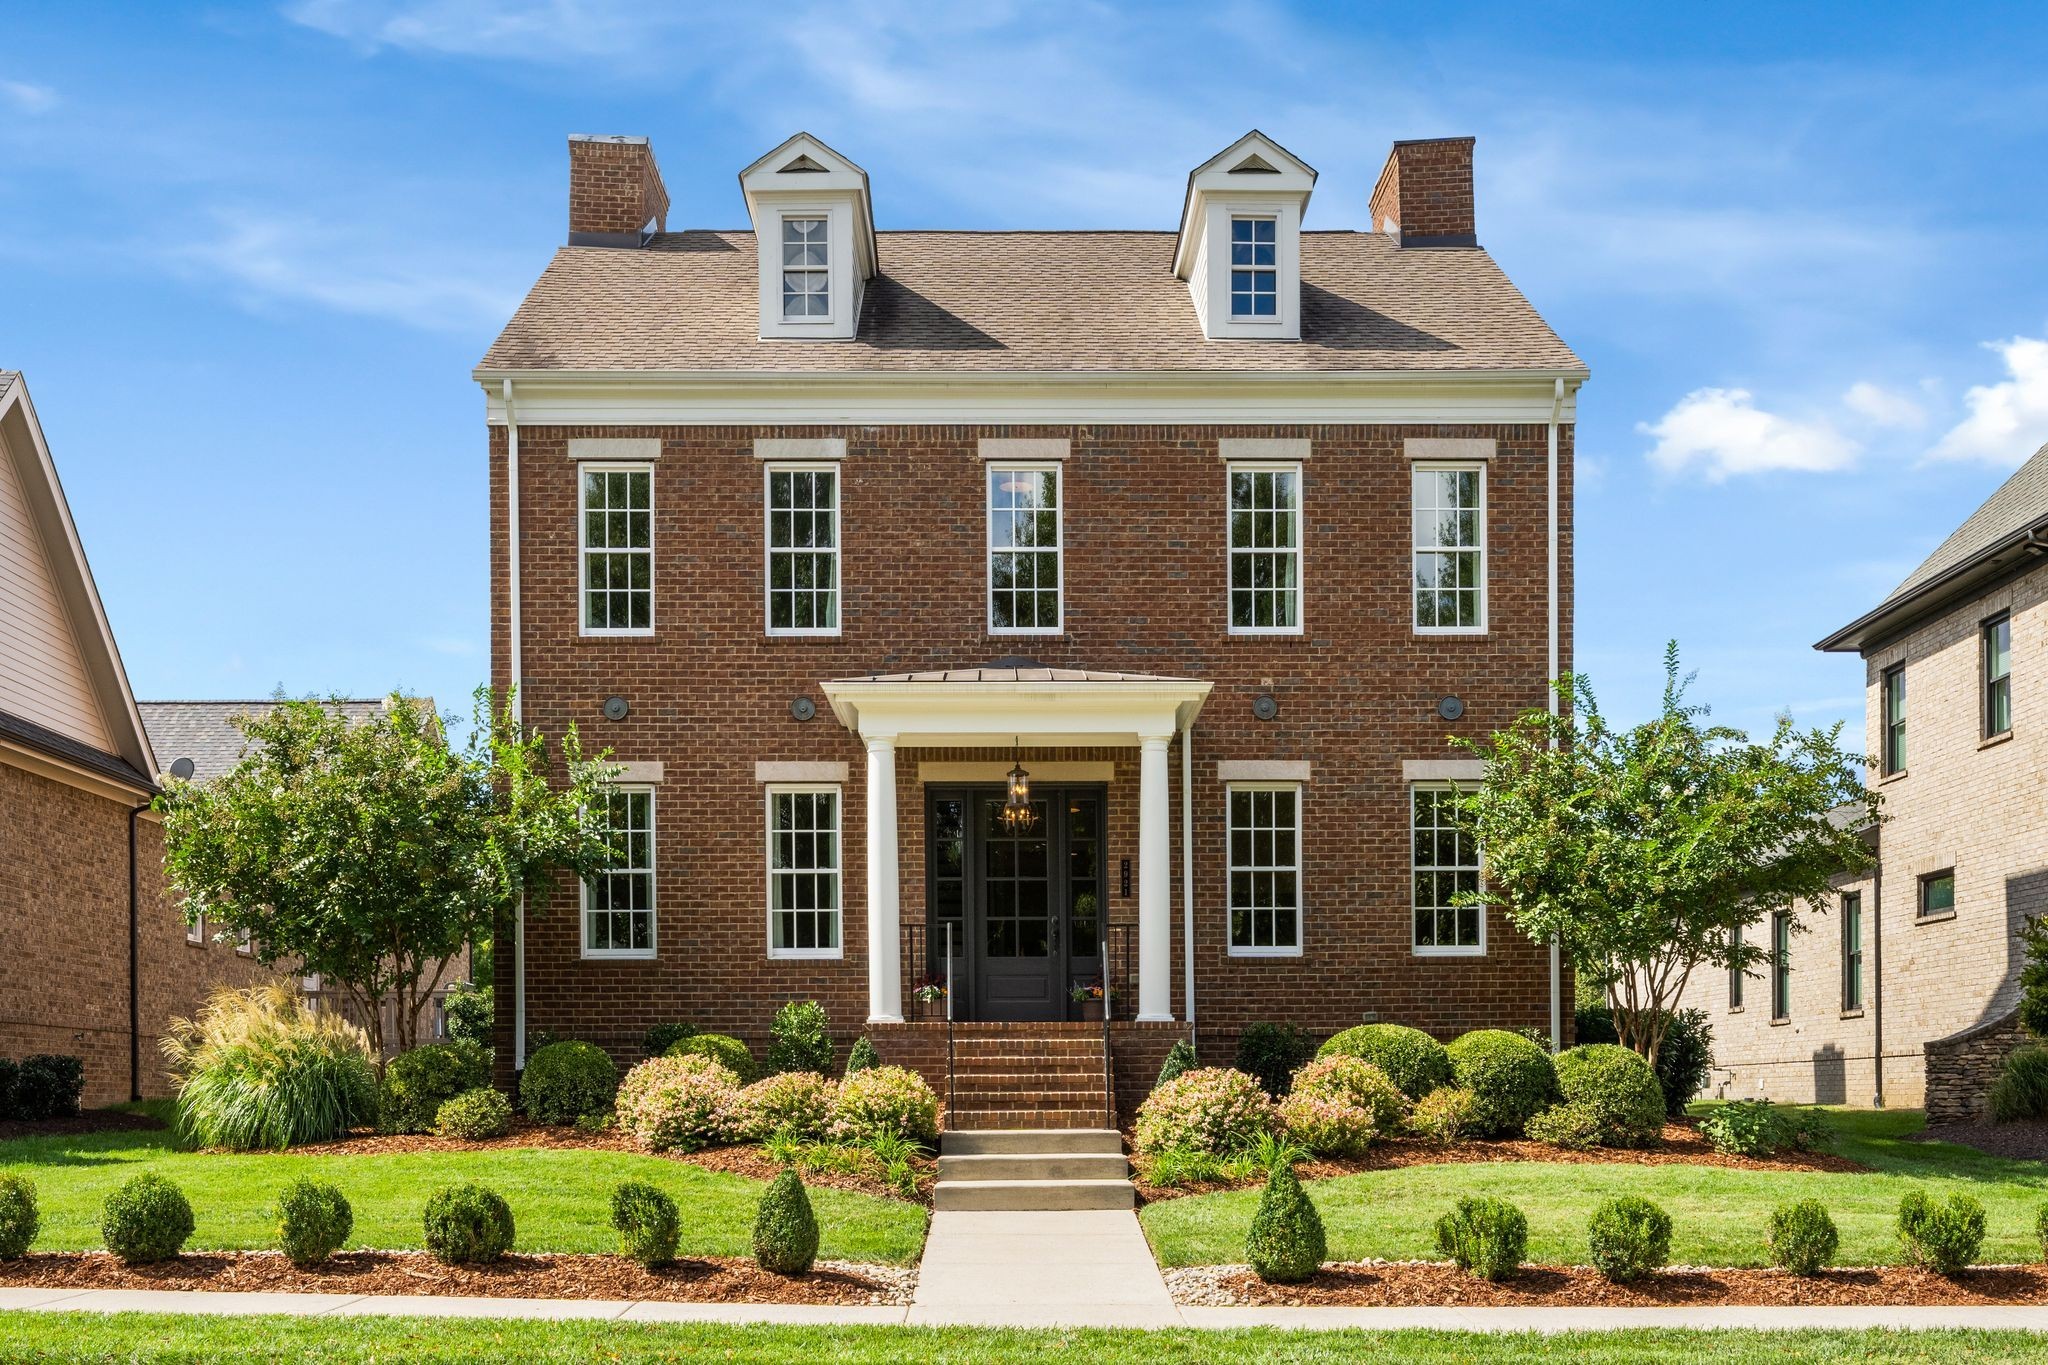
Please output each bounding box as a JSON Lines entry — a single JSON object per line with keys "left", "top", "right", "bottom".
{"left": 0, "top": 372, "right": 275, "bottom": 1107}
{"left": 1682, "top": 441, "right": 2048, "bottom": 1118}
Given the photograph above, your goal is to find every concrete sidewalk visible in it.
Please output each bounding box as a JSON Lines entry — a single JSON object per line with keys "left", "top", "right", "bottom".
{"left": 11, "top": 1281, "right": 2048, "bottom": 1333}
{"left": 910, "top": 1209, "right": 1179, "bottom": 1328}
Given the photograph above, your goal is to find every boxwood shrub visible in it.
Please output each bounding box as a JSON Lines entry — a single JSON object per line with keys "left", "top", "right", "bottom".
{"left": 753, "top": 1169, "right": 819, "bottom": 1275}
{"left": 1434, "top": 1195, "right": 1528, "bottom": 1281}
{"left": 435, "top": 1087, "right": 513, "bottom": 1141}
{"left": 1586, "top": 1195, "right": 1672, "bottom": 1283}
{"left": 1235, "top": 1022, "right": 1317, "bottom": 1098}
{"left": 101, "top": 1172, "right": 195, "bottom": 1265}
{"left": 275, "top": 1178, "right": 352, "bottom": 1268}
{"left": 1768, "top": 1198, "right": 1839, "bottom": 1275}
{"left": 666, "top": 1033, "right": 759, "bottom": 1084}
{"left": 610, "top": 1180, "right": 680, "bottom": 1268}
{"left": 423, "top": 1182, "right": 514, "bottom": 1265}
{"left": 0, "top": 1172, "right": 38, "bottom": 1259}
{"left": 1899, "top": 1190, "right": 1986, "bottom": 1276}
{"left": 520, "top": 1041, "right": 620, "bottom": 1125}
{"left": 381, "top": 1041, "right": 491, "bottom": 1135}
{"left": 1445, "top": 1030, "right": 1557, "bottom": 1138}
{"left": 1552, "top": 1044, "right": 1664, "bottom": 1147}
{"left": 1317, "top": 1024, "right": 1452, "bottom": 1101}
{"left": 13, "top": 1055, "right": 85, "bottom": 1121}
{"left": 1246, "top": 1164, "right": 1326, "bottom": 1283}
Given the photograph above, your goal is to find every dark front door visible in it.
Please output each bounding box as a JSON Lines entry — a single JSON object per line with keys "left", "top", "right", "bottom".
{"left": 926, "top": 785, "right": 1105, "bottom": 1022}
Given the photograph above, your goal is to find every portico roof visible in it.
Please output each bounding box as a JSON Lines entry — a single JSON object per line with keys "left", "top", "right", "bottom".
{"left": 820, "top": 663, "right": 1211, "bottom": 746}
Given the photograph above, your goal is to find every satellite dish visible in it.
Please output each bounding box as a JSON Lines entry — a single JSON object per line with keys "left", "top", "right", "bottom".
{"left": 168, "top": 757, "right": 196, "bottom": 781}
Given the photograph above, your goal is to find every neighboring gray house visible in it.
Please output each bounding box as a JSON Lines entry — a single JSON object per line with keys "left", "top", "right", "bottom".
{"left": 139, "top": 697, "right": 471, "bottom": 1052}
{"left": 1681, "top": 441, "right": 2048, "bottom": 1119}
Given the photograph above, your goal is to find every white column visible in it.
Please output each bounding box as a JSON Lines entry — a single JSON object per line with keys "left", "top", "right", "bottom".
{"left": 1137, "top": 733, "right": 1175, "bottom": 1022}
{"left": 865, "top": 736, "right": 903, "bottom": 1023}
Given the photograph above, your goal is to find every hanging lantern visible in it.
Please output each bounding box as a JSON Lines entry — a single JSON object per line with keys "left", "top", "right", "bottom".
{"left": 1001, "top": 739, "right": 1037, "bottom": 833}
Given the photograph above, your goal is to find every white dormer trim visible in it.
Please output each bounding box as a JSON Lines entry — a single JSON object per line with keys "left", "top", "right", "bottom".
{"left": 1173, "top": 131, "right": 1316, "bottom": 343}
{"left": 739, "top": 133, "right": 878, "bottom": 342}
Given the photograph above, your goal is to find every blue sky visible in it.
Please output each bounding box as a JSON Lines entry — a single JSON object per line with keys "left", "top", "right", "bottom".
{"left": 5, "top": 2, "right": 2048, "bottom": 743}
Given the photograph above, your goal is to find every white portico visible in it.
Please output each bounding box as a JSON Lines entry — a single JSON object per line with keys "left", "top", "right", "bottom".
{"left": 819, "top": 666, "right": 1211, "bottom": 1025}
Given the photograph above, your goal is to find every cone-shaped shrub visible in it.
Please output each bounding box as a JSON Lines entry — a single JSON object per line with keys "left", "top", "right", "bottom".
{"left": 1434, "top": 1195, "right": 1528, "bottom": 1281}
{"left": 1154, "top": 1039, "right": 1198, "bottom": 1091}
{"left": 423, "top": 1182, "right": 514, "bottom": 1265}
{"left": 844, "top": 1036, "right": 881, "bottom": 1076}
{"left": 275, "top": 1178, "right": 353, "bottom": 1268}
{"left": 1767, "top": 1199, "right": 1839, "bottom": 1275}
{"left": 753, "top": 1169, "right": 820, "bottom": 1275}
{"left": 101, "top": 1172, "right": 195, "bottom": 1265}
{"left": 610, "top": 1181, "right": 680, "bottom": 1268}
{"left": 0, "top": 1173, "right": 38, "bottom": 1259}
{"left": 1245, "top": 1164, "right": 1326, "bottom": 1283}
{"left": 1586, "top": 1195, "right": 1671, "bottom": 1282}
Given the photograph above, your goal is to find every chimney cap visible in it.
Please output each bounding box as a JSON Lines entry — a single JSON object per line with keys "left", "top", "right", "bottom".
{"left": 568, "top": 133, "right": 650, "bottom": 145}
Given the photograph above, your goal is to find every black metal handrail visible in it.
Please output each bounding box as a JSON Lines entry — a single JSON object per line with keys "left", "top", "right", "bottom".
{"left": 944, "top": 921, "right": 956, "bottom": 1124}
{"left": 1099, "top": 925, "right": 1114, "bottom": 1129}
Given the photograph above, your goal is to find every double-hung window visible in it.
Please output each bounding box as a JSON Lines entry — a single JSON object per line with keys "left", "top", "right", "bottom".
{"left": 1770, "top": 911, "right": 1791, "bottom": 1021}
{"left": 1413, "top": 464, "right": 1485, "bottom": 631}
{"left": 580, "top": 465, "right": 652, "bottom": 634}
{"left": 1228, "top": 464, "right": 1301, "bottom": 632}
{"left": 1229, "top": 217, "right": 1277, "bottom": 317}
{"left": 1985, "top": 614, "right": 2012, "bottom": 738}
{"left": 1227, "top": 784, "right": 1301, "bottom": 955}
{"left": 765, "top": 465, "right": 839, "bottom": 634}
{"left": 1412, "top": 785, "right": 1483, "bottom": 954}
{"left": 583, "top": 788, "right": 655, "bottom": 958}
{"left": 988, "top": 465, "right": 1061, "bottom": 633}
{"left": 1882, "top": 664, "right": 1906, "bottom": 774}
{"left": 781, "top": 217, "right": 829, "bottom": 318}
{"left": 768, "top": 786, "right": 841, "bottom": 958}
{"left": 1841, "top": 891, "right": 1863, "bottom": 1012}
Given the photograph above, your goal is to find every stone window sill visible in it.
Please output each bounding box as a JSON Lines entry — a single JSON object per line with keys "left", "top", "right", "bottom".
{"left": 1769, "top": 1016, "right": 1790, "bottom": 1027}
{"left": 1981, "top": 731, "right": 2014, "bottom": 750}
{"left": 1840, "top": 1009, "right": 1866, "bottom": 1020}
{"left": 1916, "top": 910, "right": 1957, "bottom": 926}
{"left": 1727, "top": 1005, "right": 1745, "bottom": 1015}
{"left": 575, "top": 634, "right": 658, "bottom": 645}
{"left": 1879, "top": 768, "right": 1909, "bottom": 785}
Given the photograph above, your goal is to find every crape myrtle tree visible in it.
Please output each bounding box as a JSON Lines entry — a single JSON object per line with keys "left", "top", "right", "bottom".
{"left": 1451, "top": 644, "right": 1880, "bottom": 1067}
{"left": 158, "top": 688, "right": 618, "bottom": 1060}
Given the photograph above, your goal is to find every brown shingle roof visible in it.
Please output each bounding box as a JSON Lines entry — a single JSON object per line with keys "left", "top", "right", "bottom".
{"left": 477, "top": 230, "right": 1582, "bottom": 376}
{"left": 139, "top": 699, "right": 414, "bottom": 783}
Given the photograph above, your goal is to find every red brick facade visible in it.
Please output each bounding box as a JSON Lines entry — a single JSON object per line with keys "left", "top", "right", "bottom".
{"left": 0, "top": 759, "right": 276, "bottom": 1107}
{"left": 490, "top": 421, "right": 1573, "bottom": 1077}
{"left": 1369, "top": 138, "right": 1478, "bottom": 243}
{"left": 567, "top": 136, "right": 669, "bottom": 239}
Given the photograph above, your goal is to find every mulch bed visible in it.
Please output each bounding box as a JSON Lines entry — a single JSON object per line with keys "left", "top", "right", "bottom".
{"left": 1914, "top": 1119, "right": 2048, "bottom": 1163}
{"left": 280, "top": 1124, "right": 937, "bottom": 1204}
{"left": 0, "top": 1110, "right": 165, "bottom": 1142}
{"left": 0, "top": 1251, "right": 912, "bottom": 1305}
{"left": 1170, "top": 1260, "right": 2048, "bottom": 1308}
{"left": 1134, "top": 1121, "right": 1860, "bottom": 1202}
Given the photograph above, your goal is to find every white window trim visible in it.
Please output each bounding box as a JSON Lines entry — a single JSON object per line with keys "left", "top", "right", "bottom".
{"left": 1225, "top": 781, "right": 1304, "bottom": 958}
{"left": 1411, "top": 461, "right": 1488, "bottom": 637}
{"left": 1410, "top": 782, "right": 1487, "bottom": 957}
{"left": 1226, "top": 214, "right": 1283, "bottom": 326}
{"left": 778, "top": 213, "right": 832, "bottom": 322}
{"left": 186, "top": 914, "right": 204, "bottom": 946}
{"left": 763, "top": 462, "right": 842, "bottom": 638}
{"left": 1226, "top": 460, "right": 1304, "bottom": 636}
{"left": 236, "top": 927, "right": 253, "bottom": 957}
{"left": 581, "top": 786, "right": 657, "bottom": 960}
{"left": 578, "top": 461, "right": 655, "bottom": 639}
{"left": 765, "top": 783, "right": 845, "bottom": 961}
{"left": 762, "top": 203, "right": 852, "bottom": 338}
{"left": 986, "top": 462, "right": 1065, "bottom": 637}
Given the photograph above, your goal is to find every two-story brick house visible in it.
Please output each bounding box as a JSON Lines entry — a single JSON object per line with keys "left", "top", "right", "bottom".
{"left": 481, "top": 130, "right": 1586, "bottom": 1118}
{"left": 1684, "top": 440, "right": 2048, "bottom": 1121}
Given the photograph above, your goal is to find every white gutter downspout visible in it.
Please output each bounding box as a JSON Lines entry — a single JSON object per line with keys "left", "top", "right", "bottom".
{"left": 504, "top": 378, "right": 527, "bottom": 1071}
{"left": 1547, "top": 376, "right": 1564, "bottom": 1052}
{"left": 1180, "top": 713, "right": 1195, "bottom": 1050}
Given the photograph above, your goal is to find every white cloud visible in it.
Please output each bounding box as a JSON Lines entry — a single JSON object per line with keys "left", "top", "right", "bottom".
{"left": 1842, "top": 380, "right": 1926, "bottom": 429}
{"left": 1638, "top": 387, "right": 1860, "bottom": 481}
{"left": 165, "top": 209, "right": 523, "bottom": 331}
{"left": 1929, "top": 335, "right": 2048, "bottom": 466}
{"left": 0, "top": 79, "right": 57, "bottom": 114}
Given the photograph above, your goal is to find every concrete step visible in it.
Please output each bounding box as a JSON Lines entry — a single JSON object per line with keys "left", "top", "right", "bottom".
{"left": 937, "top": 1151, "right": 1130, "bottom": 1182}
{"left": 934, "top": 1178, "right": 1136, "bottom": 1211}
{"left": 940, "top": 1127, "right": 1125, "bottom": 1156}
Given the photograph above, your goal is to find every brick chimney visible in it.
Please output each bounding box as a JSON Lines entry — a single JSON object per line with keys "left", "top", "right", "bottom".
{"left": 567, "top": 134, "right": 670, "bottom": 247}
{"left": 1368, "top": 137, "right": 1476, "bottom": 247}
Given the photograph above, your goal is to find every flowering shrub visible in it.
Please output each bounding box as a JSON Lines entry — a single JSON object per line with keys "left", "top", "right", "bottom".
{"left": 615, "top": 1054, "right": 744, "bottom": 1153}
{"left": 739, "top": 1070, "right": 837, "bottom": 1141}
{"left": 1276, "top": 1092, "right": 1377, "bottom": 1157}
{"left": 830, "top": 1065, "right": 938, "bottom": 1144}
{"left": 1408, "top": 1087, "right": 1477, "bottom": 1146}
{"left": 1289, "top": 1057, "right": 1407, "bottom": 1132}
{"left": 1133, "top": 1068, "right": 1275, "bottom": 1155}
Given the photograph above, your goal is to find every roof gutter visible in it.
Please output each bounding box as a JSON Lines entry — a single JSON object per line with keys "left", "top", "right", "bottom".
{"left": 1816, "top": 517, "right": 2048, "bottom": 653}
{"left": 1547, "top": 376, "right": 1564, "bottom": 1052}
{"left": 472, "top": 365, "right": 1592, "bottom": 388}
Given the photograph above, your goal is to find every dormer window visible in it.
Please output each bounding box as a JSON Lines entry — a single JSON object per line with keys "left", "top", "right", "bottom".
{"left": 1174, "top": 131, "right": 1316, "bottom": 341}
{"left": 782, "top": 218, "right": 830, "bottom": 318}
{"left": 1230, "top": 217, "right": 1278, "bottom": 318}
{"left": 740, "top": 133, "right": 878, "bottom": 341}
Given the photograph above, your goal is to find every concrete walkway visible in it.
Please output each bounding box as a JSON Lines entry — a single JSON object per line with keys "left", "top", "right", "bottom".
{"left": 9, "top": 1282, "right": 2048, "bottom": 1331}
{"left": 910, "top": 1209, "right": 1179, "bottom": 1327}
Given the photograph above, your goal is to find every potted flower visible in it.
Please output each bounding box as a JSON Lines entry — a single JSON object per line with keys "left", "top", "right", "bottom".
{"left": 913, "top": 976, "right": 948, "bottom": 1013}
{"left": 1070, "top": 982, "right": 1105, "bottom": 1022}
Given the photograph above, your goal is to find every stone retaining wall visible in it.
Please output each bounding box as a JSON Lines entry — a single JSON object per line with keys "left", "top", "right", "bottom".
{"left": 1925, "top": 1006, "right": 2028, "bottom": 1124}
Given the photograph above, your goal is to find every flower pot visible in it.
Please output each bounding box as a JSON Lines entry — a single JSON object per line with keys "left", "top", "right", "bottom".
{"left": 1077, "top": 1000, "right": 1104, "bottom": 1022}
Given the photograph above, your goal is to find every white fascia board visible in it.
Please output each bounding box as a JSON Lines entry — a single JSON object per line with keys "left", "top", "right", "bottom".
{"left": 819, "top": 678, "right": 1214, "bottom": 746}
{"left": 476, "top": 370, "right": 1586, "bottom": 427}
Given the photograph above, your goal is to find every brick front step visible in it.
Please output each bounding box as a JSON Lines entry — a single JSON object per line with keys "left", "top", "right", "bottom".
{"left": 948, "top": 1107, "right": 1110, "bottom": 1129}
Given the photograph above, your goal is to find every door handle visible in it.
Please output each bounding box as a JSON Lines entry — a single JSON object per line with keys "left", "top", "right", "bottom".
{"left": 1049, "top": 918, "right": 1060, "bottom": 955}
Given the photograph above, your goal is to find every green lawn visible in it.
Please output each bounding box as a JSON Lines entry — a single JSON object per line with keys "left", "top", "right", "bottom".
{"left": 1142, "top": 1108, "right": 2048, "bottom": 1269}
{"left": 0, "top": 1127, "right": 925, "bottom": 1264}
{"left": 5, "top": 1314, "right": 2048, "bottom": 1364}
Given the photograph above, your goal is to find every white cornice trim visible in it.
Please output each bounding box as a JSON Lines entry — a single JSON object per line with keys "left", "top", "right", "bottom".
{"left": 0, "top": 739, "right": 152, "bottom": 804}
{"left": 475, "top": 370, "right": 1585, "bottom": 428}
